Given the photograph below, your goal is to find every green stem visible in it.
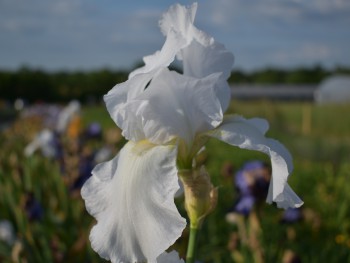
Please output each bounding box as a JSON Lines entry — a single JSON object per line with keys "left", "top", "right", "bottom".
{"left": 186, "top": 227, "right": 198, "bottom": 263}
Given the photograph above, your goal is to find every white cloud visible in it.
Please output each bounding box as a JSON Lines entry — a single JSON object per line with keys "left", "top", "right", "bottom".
{"left": 301, "top": 44, "right": 333, "bottom": 60}
{"left": 269, "top": 43, "right": 334, "bottom": 67}
{"left": 0, "top": 0, "right": 349, "bottom": 70}
{"left": 304, "top": 0, "right": 350, "bottom": 12}
{"left": 51, "top": 0, "right": 83, "bottom": 16}
{"left": 202, "top": 0, "right": 237, "bottom": 26}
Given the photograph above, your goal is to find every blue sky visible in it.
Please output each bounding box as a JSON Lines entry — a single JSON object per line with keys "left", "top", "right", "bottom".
{"left": 0, "top": 0, "right": 349, "bottom": 71}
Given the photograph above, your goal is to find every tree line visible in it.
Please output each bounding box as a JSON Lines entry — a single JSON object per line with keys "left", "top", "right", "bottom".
{"left": 0, "top": 66, "right": 349, "bottom": 103}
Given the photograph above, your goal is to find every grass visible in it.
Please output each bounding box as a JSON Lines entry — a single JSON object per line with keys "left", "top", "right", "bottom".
{"left": 1, "top": 100, "right": 350, "bottom": 262}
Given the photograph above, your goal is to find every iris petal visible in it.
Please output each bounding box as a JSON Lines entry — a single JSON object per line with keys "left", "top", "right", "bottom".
{"left": 129, "top": 29, "right": 187, "bottom": 79}
{"left": 104, "top": 73, "right": 155, "bottom": 141}
{"left": 128, "top": 69, "right": 223, "bottom": 145}
{"left": 81, "top": 141, "right": 186, "bottom": 263}
{"left": 106, "top": 3, "right": 233, "bottom": 144}
{"left": 207, "top": 115, "right": 303, "bottom": 209}
{"left": 181, "top": 40, "right": 234, "bottom": 111}
{"left": 158, "top": 3, "right": 234, "bottom": 111}
{"left": 159, "top": 3, "right": 197, "bottom": 39}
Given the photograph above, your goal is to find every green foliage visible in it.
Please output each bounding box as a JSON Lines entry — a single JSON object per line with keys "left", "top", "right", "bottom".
{"left": 1, "top": 102, "right": 350, "bottom": 262}
{"left": 0, "top": 67, "right": 128, "bottom": 103}
{"left": 195, "top": 101, "right": 350, "bottom": 262}
{"left": 1, "top": 65, "right": 349, "bottom": 103}
{"left": 0, "top": 132, "right": 106, "bottom": 262}
{"left": 177, "top": 101, "right": 350, "bottom": 262}
{"left": 228, "top": 65, "right": 334, "bottom": 84}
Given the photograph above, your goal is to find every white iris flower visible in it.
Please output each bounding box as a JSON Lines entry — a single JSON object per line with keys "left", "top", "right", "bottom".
{"left": 81, "top": 3, "right": 303, "bottom": 263}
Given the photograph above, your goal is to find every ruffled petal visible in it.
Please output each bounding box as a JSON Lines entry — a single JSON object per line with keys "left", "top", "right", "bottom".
{"left": 104, "top": 73, "right": 154, "bottom": 141}
{"left": 181, "top": 39, "right": 234, "bottom": 112}
{"left": 132, "top": 3, "right": 232, "bottom": 81}
{"left": 159, "top": 3, "right": 233, "bottom": 112}
{"left": 107, "top": 69, "right": 225, "bottom": 144}
{"left": 207, "top": 115, "right": 303, "bottom": 209}
{"left": 157, "top": 251, "right": 185, "bottom": 263}
{"left": 106, "top": 4, "right": 233, "bottom": 144}
{"left": 129, "top": 3, "right": 198, "bottom": 79}
{"left": 129, "top": 29, "right": 187, "bottom": 79}
{"left": 208, "top": 77, "right": 231, "bottom": 114}
{"left": 81, "top": 141, "right": 186, "bottom": 263}
{"left": 159, "top": 3, "right": 198, "bottom": 40}
{"left": 159, "top": 2, "right": 212, "bottom": 49}
{"left": 182, "top": 39, "right": 234, "bottom": 81}
{"left": 126, "top": 69, "right": 223, "bottom": 145}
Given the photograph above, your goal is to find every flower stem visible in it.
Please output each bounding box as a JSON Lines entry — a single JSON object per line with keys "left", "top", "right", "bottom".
{"left": 186, "top": 227, "right": 198, "bottom": 263}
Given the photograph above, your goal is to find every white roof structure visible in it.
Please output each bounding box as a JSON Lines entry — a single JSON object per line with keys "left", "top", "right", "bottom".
{"left": 314, "top": 75, "right": 350, "bottom": 103}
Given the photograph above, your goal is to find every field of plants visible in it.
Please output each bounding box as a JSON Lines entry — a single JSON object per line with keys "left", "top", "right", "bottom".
{"left": 0, "top": 100, "right": 349, "bottom": 262}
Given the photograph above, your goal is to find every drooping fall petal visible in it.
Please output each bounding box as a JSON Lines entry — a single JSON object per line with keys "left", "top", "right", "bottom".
{"left": 207, "top": 115, "right": 303, "bottom": 209}
{"left": 81, "top": 141, "right": 186, "bottom": 263}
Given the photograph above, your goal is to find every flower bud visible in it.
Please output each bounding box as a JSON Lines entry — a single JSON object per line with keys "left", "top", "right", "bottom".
{"left": 179, "top": 166, "right": 217, "bottom": 229}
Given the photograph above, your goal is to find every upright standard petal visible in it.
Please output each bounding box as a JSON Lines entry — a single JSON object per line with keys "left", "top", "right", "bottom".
{"left": 81, "top": 141, "right": 186, "bottom": 263}
{"left": 159, "top": 3, "right": 198, "bottom": 40}
{"left": 159, "top": 3, "right": 234, "bottom": 111}
{"left": 115, "top": 3, "right": 234, "bottom": 138}
{"left": 181, "top": 39, "right": 234, "bottom": 112}
{"left": 182, "top": 40, "right": 234, "bottom": 80}
{"left": 129, "top": 29, "right": 187, "bottom": 79}
{"left": 159, "top": 2, "right": 211, "bottom": 48}
{"left": 104, "top": 72, "right": 154, "bottom": 141}
{"left": 131, "top": 2, "right": 233, "bottom": 84}
{"left": 207, "top": 115, "right": 303, "bottom": 209}
{"left": 129, "top": 3, "right": 198, "bottom": 79}
{"left": 126, "top": 69, "right": 223, "bottom": 146}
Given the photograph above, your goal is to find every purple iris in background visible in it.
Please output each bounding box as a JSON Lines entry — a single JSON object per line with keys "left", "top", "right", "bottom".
{"left": 83, "top": 122, "right": 102, "bottom": 140}
{"left": 280, "top": 208, "right": 303, "bottom": 224}
{"left": 231, "top": 161, "right": 271, "bottom": 216}
{"left": 70, "top": 122, "right": 104, "bottom": 191}
{"left": 71, "top": 154, "right": 95, "bottom": 191}
{"left": 234, "top": 195, "right": 255, "bottom": 216}
{"left": 21, "top": 103, "right": 61, "bottom": 130}
{"left": 24, "top": 192, "right": 44, "bottom": 221}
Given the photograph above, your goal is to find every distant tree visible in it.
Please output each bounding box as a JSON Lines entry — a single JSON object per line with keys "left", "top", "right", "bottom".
{"left": 0, "top": 66, "right": 347, "bottom": 102}
{"left": 251, "top": 68, "right": 287, "bottom": 84}
{"left": 4, "top": 67, "right": 54, "bottom": 102}
{"left": 285, "top": 65, "right": 330, "bottom": 84}
{"left": 228, "top": 70, "right": 251, "bottom": 84}
{"left": 334, "top": 66, "right": 350, "bottom": 75}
